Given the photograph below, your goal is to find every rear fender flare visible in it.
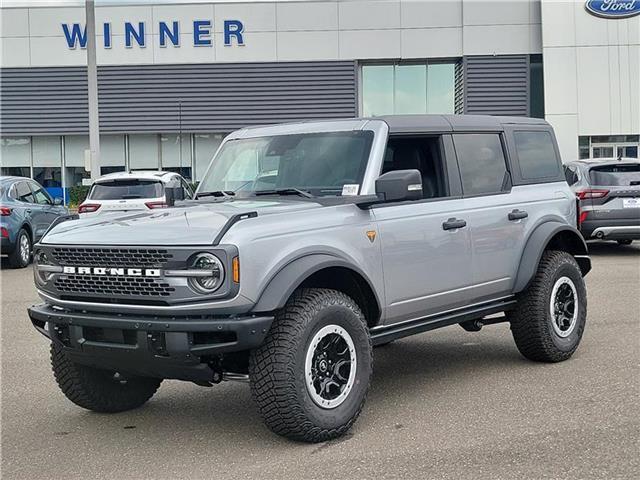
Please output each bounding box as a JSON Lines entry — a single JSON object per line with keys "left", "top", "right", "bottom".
{"left": 514, "top": 222, "right": 590, "bottom": 293}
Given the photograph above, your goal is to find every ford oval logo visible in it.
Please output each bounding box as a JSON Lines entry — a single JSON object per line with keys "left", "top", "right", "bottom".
{"left": 585, "top": 0, "right": 640, "bottom": 18}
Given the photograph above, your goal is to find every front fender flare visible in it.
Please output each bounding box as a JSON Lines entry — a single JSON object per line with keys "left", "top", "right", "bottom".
{"left": 513, "top": 222, "right": 590, "bottom": 293}
{"left": 251, "top": 253, "right": 380, "bottom": 314}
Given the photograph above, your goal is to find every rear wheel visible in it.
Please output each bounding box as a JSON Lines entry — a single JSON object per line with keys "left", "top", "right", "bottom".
{"left": 249, "top": 288, "right": 372, "bottom": 443}
{"left": 8, "top": 228, "right": 31, "bottom": 268}
{"left": 508, "top": 250, "right": 587, "bottom": 363}
{"left": 616, "top": 239, "right": 633, "bottom": 246}
{"left": 51, "top": 343, "right": 161, "bottom": 413}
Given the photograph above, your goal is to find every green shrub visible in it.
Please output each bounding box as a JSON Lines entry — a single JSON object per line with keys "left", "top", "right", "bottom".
{"left": 69, "top": 185, "right": 90, "bottom": 207}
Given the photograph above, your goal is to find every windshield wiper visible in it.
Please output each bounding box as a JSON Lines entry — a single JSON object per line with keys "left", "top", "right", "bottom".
{"left": 254, "top": 188, "right": 314, "bottom": 198}
{"left": 196, "top": 190, "right": 235, "bottom": 199}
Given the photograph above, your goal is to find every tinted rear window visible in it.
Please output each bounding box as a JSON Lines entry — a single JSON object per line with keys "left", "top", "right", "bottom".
{"left": 514, "top": 131, "right": 559, "bottom": 180}
{"left": 589, "top": 164, "right": 640, "bottom": 186}
{"left": 89, "top": 180, "right": 163, "bottom": 200}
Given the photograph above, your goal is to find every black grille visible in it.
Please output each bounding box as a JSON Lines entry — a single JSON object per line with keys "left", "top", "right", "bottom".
{"left": 55, "top": 275, "right": 175, "bottom": 297}
{"left": 51, "top": 248, "right": 173, "bottom": 267}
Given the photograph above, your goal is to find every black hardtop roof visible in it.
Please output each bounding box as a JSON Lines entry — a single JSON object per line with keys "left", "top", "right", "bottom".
{"left": 375, "top": 114, "right": 549, "bottom": 134}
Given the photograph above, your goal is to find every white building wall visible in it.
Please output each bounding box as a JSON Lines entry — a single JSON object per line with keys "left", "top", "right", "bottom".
{"left": 542, "top": 0, "right": 640, "bottom": 163}
{"left": 0, "top": 0, "right": 542, "bottom": 67}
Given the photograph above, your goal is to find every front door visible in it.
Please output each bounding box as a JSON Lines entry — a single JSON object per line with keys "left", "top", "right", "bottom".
{"left": 372, "top": 136, "right": 474, "bottom": 325}
{"left": 374, "top": 198, "right": 474, "bottom": 324}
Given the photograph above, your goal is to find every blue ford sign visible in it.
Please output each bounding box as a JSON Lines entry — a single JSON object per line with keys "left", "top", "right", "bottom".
{"left": 585, "top": 0, "right": 640, "bottom": 18}
{"left": 62, "top": 19, "right": 244, "bottom": 49}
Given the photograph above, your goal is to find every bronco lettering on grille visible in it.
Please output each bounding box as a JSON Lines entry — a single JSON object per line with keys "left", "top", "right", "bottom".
{"left": 61, "top": 266, "right": 161, "bottom": 277}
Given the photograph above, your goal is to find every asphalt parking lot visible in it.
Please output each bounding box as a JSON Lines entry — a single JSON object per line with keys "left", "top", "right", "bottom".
{"left": 1, "top": 242, "right": 639, "bottom": 480}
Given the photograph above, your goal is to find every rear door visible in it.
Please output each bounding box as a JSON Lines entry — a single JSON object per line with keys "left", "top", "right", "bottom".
{"left": 452, "top": 132, "right": 524, "bottom": 301}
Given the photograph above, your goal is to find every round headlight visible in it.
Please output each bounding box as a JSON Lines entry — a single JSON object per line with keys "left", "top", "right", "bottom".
{"left": 34, "top": 251, "right": 54, "bottom": 287}
{"left": 188, "top": 253, "right": 225, "bottom": 294}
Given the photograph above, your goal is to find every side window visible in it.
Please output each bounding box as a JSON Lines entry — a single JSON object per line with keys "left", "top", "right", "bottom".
{"left": 30, "top": 183, "right": 52, "bottom": 205}
{"left": 14, "top": 181, "right": 35, "bottom": 203}
{"left": 564, "top": 165, "right": 579, "bottom": 186}
{"left": 453, "top": 134, "right": 509, "bottom": 196}
{"left": 382, "top": 136, "right": 449, "bottom": 199}
{"left": 513, "top": 131, "right": 560, "bottom": 180}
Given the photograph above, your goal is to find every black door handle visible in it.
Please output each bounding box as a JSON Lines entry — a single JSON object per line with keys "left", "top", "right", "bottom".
{"left": 508, "top": 209, "right": 528, "bottom": 221}
{"left": 25, "top": 209, "right": 32, "bottom": 214}
{"left": 442, "top": 218, "right": 467, "bottom": 230}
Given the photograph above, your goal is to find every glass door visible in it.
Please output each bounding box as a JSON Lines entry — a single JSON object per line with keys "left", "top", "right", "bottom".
{"left": 592, "top": 143, "right": 638, "bottom": 159}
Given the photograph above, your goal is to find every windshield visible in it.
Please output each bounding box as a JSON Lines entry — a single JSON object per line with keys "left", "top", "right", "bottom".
{"left": 197, "top": 131, "right": 374, "bottom": 197}
{"left": 89, "top": 179, "right": 164, "bottom": 200}
{"left": 589, "top": 164, "right": 640, "bottom": 186}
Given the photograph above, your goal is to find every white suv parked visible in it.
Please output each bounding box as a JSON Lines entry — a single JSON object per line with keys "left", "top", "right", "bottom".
{"left": 78, "top": 171, "right": 194, "bottom": 216}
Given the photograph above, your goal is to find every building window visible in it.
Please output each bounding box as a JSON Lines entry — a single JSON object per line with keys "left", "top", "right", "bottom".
{"left": 129, "top": 134, "right": 159, "bottom": 171}
{"left": 100, "top": 135, "right": 127, "bottom": 172}
{"left": 361, "top": 62, "right": 456, "bottom": 116}
{"left": 529, "top": 54, "right": 544, "bottom": 119}
{"left": 63, "top": 135, "right": 90, "bottom": 191}
{"left": 194, "top": 133, "right": 225, "bottom": 182}
{"left": 0, "top": 137, "right": 31, "bottom": 177}
{"left": 578, "top": 136, "right": 590, "bottom": 160}
{"left": 161, "top": 134, "right": 192, "bottom": 180}
{"left": 32, "top": 137, "right": 63, "bottom": 196}
{"left": 579, "top": 135, "right": 639, "bottom": 160}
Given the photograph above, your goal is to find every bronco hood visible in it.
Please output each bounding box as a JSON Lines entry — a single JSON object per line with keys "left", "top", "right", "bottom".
{"left": 42, "top": 199, "right": 320, "bottom": 246}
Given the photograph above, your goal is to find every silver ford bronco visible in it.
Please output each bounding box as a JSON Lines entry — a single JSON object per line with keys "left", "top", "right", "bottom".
{"left": 29, "top": 115, "right": 591, "bottom": 442}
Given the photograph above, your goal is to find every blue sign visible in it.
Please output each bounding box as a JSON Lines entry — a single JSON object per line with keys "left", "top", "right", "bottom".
{"left": 62, "top": 19, "right": 244, "bottom": 49}
{"left": 585, "top": 0, "right": 640, "bottom": 18}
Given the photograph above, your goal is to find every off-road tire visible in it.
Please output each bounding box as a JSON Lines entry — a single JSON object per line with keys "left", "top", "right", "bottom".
{"left": 617, "top": 239, "right": 633, "bottom": 246}
{"left": 8, "top": 228, "right": 31, "bottom": 268}
{"left": 508, "top": 250, "right": 587, "bottom": 363}
{"left": 51, "top": 343, "right": 161, "bottom": 413}
{"left": 249, "top": 288, "right": 372, "bottom": 443}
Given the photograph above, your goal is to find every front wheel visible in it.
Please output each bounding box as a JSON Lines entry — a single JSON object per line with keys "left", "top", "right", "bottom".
{"left": 51, "top": 343, "right": 162, "bottom": 412}
{"left": 249, "top": 288, "right": 372, "bottom": 443}
{"left": 508, "top": 250, "right": 587, "bottom": 363}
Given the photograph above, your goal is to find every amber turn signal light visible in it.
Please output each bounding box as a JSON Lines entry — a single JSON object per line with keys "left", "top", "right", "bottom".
{"left": 232, "top": 256, "right": 240, "bottom": 283}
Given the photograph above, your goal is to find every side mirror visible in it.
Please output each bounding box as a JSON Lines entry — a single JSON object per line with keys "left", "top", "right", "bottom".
{"left": 375, "top": 169, "right": 423, "bottom": 203}
{"left": 164, "top": 187, "right": 175, "bottom": 206}
{"left": 173, "top": 187, "right": 185, "bottom": 201}
{"left": 53, "top": 197, "right": 64, "bottom": 206}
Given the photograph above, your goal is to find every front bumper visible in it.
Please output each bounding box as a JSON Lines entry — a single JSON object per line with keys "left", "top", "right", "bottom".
{"left": 29, "top": 303, "right": 273, "bottom": 382}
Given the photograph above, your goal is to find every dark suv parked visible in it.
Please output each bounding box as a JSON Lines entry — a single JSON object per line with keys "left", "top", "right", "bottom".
{"left": 0, "top": 176, "right": 67, "bottom": 268}
{"left": 564, "top": 158, "right": 640, "bottom": 245}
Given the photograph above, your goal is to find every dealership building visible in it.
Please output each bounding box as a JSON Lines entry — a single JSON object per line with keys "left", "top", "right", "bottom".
{"left": 1, "top": 0, "right": 638, "bottom": 199}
